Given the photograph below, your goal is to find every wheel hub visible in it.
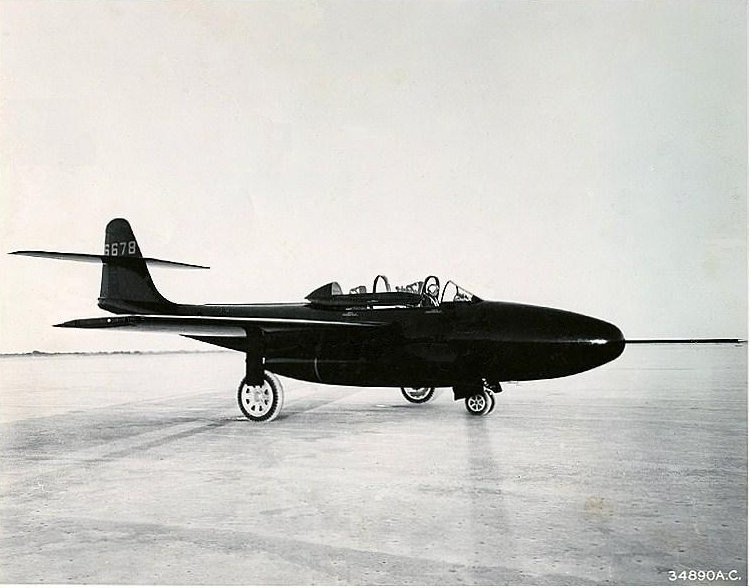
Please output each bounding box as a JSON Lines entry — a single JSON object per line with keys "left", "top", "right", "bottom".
{"left": 408, "top": 387, "right": 429, "bottom": 399}
{"left": 242, "top": 383, "right": 272, "bottom": 417}
{"left": 467, "top": 394, "right": 486, "bottom": 412}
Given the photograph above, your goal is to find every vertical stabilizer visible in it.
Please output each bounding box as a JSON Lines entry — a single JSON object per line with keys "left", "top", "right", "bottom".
{"left": 98, "top": 218, "right": 175, "bottom": 314}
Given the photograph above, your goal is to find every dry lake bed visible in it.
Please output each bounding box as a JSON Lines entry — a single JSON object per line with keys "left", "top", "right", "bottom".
{"left": 0, "top": 344, "right": 746, "bottom": 584}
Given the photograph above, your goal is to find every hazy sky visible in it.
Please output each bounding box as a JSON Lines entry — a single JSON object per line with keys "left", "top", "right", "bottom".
{"left": 0, "top": 0, "right": 746, "bottom": 352}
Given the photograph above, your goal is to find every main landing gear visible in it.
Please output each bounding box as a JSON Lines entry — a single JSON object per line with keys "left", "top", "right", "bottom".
{"left": 401, "top": 386, "right": 436, "bottom": 403}
{"left": 238, "top": 371, "right": 284, "bottom": 422}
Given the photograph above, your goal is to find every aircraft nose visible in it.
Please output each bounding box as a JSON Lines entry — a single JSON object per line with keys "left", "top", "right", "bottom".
{"left": 588, "top": 317, "right": 624, "bottom": 342}
{"left": 481, "top": 302, "right": 625, "bottom": 379}
{"left": 585, "top": 317, "right": 625, "bottom": 363}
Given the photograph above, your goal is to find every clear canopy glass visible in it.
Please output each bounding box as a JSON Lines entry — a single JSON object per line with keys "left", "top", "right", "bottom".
{"left": 440, "top": 280, "right": 480, "bottom": 304}
{"left": 376, "top": 276, "right": 481, "bottom": 306}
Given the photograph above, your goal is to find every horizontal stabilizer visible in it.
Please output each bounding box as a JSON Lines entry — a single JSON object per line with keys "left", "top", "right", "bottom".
{"left": 9, "top": 251, "right": 208, "bottom": 269}
{"left": 54, "top": 314, "right": 384, "bottom": 335}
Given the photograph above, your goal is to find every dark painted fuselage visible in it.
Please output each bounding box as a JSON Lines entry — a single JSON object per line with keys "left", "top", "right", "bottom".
{"left": 105, "top": 298, "right": 625, "bottom": 388}
{"left": 20, "top": 218, "right": 625, "bottom": 392}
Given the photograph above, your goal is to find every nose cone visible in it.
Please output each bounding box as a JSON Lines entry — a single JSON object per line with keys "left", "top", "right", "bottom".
{"left": 556, "top": 313, "right": 625, "bottom": 376}
{"left": 526, "top": 305, "right": 626, "bottom": 373}
{"left": 586, "top": 317, "right": 626, "bottom": 365}
{"left": 481, "top": 302, "right": 626, "bottom": 379}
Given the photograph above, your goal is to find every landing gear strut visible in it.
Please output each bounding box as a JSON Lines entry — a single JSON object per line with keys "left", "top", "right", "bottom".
{"left": 238, "top": 371, "right": 284, "bottom": 422}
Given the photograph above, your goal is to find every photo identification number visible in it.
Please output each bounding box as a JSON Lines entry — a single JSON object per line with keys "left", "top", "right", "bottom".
{"left": 667, "top": 570, "right": 740, "bottom": 582}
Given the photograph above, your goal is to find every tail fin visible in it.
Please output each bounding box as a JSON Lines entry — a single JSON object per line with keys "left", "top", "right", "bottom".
{"left": 10, "top": 218, "right": 208, "bottom": 315}
{"left": 98, "top": 218, "right": 173, "bottom": 314}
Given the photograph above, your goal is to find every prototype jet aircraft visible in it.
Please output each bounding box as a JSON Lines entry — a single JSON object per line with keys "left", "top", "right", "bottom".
{"left": 11, "top": 218, "right": 625, "bottom": 422}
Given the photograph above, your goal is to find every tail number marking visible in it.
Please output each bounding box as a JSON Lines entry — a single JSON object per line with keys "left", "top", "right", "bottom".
{"left": 104, "top": 241, "right": 137, "bottom": 256}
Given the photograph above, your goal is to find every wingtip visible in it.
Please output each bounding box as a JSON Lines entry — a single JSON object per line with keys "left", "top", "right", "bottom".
{"left": 185, "top": 262, "right": 210, "bottom": 270}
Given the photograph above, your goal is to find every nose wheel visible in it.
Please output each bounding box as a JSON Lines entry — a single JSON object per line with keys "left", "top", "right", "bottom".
{"left": 462, "top": 382, "right": 501, "bottom": 416}
{"left": 465, "top": 390, "right": 495, "bottom": 416}
{"left": 237, "top": 371, "right": 284, "bottom": 422}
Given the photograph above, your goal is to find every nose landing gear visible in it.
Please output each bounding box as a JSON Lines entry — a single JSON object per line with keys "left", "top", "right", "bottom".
{"left": 458, "top": 381, "right": 502, "bottom": 416}
{"left": 464, "top": 391, "right": 492, "bottom": 415}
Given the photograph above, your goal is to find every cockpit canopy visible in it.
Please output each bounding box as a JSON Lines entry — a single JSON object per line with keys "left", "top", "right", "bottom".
{"left": 306, "top": 275, "right": 481, "bottom": 309}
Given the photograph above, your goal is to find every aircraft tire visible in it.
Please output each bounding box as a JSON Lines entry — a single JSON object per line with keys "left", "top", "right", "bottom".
{"left": 485, "top": 391, "right": 496, "bottom": 414}
{"left": 464, "top": 391, "right": 492, "bottom": 416}
{"left": 237, "top": 372, "right": 284, "bottom": 422}
{"left": 401, "top": 387, "right": 435, "bottom": 404}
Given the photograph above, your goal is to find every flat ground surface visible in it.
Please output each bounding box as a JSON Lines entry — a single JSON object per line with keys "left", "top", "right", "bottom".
{"left": 0, "top": 345, "right": 746, "bottom": 585}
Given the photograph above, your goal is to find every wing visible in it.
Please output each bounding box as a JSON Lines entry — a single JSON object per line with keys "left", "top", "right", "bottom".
{"left": 54, "top": 315, "right": 384, "bottom": 336}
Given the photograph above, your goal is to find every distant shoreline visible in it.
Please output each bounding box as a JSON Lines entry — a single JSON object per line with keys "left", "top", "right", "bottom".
{"left": 0, "top": 350, "right": 232, "bottom": 357}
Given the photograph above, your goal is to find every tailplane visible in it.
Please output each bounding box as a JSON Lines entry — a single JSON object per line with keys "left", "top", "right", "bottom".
{"left": 10, "top": 218, "right": 207, "bottom": 314}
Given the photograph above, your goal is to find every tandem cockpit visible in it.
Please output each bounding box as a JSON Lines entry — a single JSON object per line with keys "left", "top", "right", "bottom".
{"left": 305, "top": 275, "right": 481, "bottom": 309}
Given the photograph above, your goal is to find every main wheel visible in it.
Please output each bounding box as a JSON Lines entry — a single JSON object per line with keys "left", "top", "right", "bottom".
{"left": 465, "top": 391, "right": 492, "bottom": 416}
{"left": 237, "top": 372, "right": 284, "bottom": 422}
{"left": 401, "top": 386, "right": 435, "bottom": 404}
